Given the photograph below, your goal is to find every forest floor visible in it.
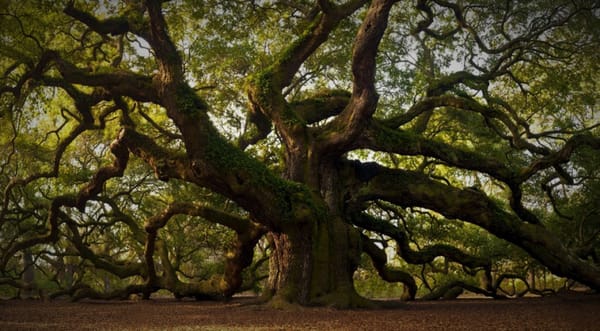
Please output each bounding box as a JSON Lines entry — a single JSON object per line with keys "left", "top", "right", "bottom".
{"left": 1, "top": 292, "right": 599, "bottom": 330}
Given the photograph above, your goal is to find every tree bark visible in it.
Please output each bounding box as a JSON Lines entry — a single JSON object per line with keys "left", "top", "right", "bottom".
{"left": 265, "top": 231, "right": 311, "bottom": 305}
{"left": 265, "top": 220, "right": 365, "bottom": 307}
{"left": 262, "top": 155, "right": 367, "bottom": 307}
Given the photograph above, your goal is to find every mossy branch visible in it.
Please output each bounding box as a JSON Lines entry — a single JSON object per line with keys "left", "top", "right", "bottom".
{"left": 352, "top": 163, "right": 600, "bottom": 291}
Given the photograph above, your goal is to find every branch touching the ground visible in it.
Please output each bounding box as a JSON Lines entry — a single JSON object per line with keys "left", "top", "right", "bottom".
{"left": 142, "top": 201, "right": 266, "bottom": 299}
{"left": 348, "top": 162, "right": 600, "bottom": 291}
{"left": 361, "top": 235, "right": 417, "bottom": 300}
{"left": 0, "top": 131, "right": 129, "bottom": 270}
{"left": 351, "top": 211, "right": 491, "bottom": 270}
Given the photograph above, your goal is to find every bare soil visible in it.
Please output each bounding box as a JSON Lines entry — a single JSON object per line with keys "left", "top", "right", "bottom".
{"left": 1, "top": 293, "right": 599, "bottom": 330}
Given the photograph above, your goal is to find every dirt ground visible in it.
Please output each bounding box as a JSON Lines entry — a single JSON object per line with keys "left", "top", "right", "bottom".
{"left": 1, "top": 293, "right": 599, "bottom": 330}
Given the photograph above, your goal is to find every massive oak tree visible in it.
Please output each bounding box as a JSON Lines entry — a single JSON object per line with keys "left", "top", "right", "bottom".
{"left": 1, "top": 0, "right": 599, "bottom": 307}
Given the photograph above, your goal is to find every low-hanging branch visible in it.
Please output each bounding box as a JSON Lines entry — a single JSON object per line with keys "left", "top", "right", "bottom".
{"left": 64, "top": 217, "right": 145, "bottom": 279}
{"left": 360, "top": 234, "right": 417, "bottom": 300}
{"left": 355, "top": 121, "right": 600, "bottom": 225}
{"left": 1, "top": 79, "right": 117, "bottom": 223}
{"left": 351, "top": 212, "right": 491, "bottom": 271}
{"left": 142, "top": 201, "right": 266, "bottom": 299}
{"left": 144, "top": 202, "right": 260, "bottom": 235}
{"left": 350, "top": 162, "right": 600, "bottom": 291}
{"left": 0, "top": 130, "right": 130, "bottom": 270}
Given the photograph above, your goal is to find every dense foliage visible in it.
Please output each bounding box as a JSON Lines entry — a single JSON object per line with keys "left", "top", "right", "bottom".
{"left": 1, "top": 0, "right": 598, "bottom": 306}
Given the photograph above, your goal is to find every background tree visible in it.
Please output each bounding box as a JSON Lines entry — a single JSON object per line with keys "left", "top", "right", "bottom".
{"left": 1, "top": 0, "right": 598, "bottom": 307}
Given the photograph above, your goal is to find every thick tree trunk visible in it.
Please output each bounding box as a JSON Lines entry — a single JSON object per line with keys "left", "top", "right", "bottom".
{"left": 265, "top": 219, "right": 365, "bottom": 307}
{"left": 265, "top": 159, "right": 366, "bottom": 307}
{"left": 265, "top": 231, "right": 312, "bottom": 305}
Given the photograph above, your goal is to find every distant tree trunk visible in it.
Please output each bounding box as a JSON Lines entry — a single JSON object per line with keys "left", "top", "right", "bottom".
{"left": 64, "top": 263, "right": 75, "bottom": 289}
{"left": 529, "top": 266, "right": 536, "bottom": 291}
{"left": 21, "top": 250, "right": 35, "bottom": 299}
{"left": 104, "top": 275, "right": 111, "bottom": 293}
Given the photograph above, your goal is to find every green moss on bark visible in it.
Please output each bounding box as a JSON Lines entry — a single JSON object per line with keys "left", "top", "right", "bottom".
{"left": 204, "top": 131, "right": 325, "bottom": 222}
{"left": 175, "top": 84, "right": 208, "bottom": 116}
